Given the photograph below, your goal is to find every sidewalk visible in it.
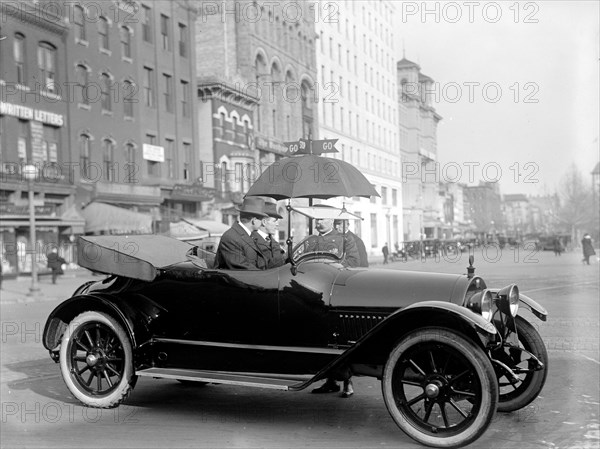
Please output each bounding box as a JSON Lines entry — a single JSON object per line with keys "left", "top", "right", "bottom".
{"left": 0, "top": 269, "right": 97, "bottom": 305}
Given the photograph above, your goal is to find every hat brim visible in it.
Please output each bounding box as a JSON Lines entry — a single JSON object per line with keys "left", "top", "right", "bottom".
{"left": 235, "top": 207, "right": 268, "bottom": 218}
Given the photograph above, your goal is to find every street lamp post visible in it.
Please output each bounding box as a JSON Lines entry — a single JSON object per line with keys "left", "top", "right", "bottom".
{"left": 23, "top": 164, "right": 41, "bottom": 297}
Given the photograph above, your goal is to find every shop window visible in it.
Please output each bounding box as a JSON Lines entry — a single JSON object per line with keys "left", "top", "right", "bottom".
{"left": 18, "top": 120, "right": 29, "bottom": 165}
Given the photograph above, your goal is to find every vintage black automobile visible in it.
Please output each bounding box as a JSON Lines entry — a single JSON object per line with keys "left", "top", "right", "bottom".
{"left": 43, "top": 230, "right": 548, "bottom": 448}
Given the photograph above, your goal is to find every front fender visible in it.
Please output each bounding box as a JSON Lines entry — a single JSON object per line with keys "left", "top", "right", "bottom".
{"left": 42, "top": 293, "right": 164, "bottom": 352}
{"left": 518, "top": 293, "right": 548, "bottom": 322}
{"left": 301, "top": 301, "right": 498, "bottom": 386}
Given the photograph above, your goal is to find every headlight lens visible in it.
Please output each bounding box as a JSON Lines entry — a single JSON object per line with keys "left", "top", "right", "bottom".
{"left": 509, "top": 285, "right": 519, "bottom": 316}
{"left": 467, "top": 289, "right": 494, "bottom": 322}
{"left": 497, "top": 284, "right": 519, "bottom": 317}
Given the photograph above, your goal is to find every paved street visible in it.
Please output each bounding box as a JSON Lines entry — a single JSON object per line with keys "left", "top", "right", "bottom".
{"left": 1, "top": 250, "right": 598, "bottom": 449}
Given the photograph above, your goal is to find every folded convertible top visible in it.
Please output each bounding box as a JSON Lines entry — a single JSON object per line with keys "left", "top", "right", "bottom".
{"left": 77, "top": 235, "right": 193, "bottom": 281}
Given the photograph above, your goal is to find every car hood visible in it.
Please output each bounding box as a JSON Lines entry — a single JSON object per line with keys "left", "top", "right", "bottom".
{"left": 330, "top": 268, "right": 469, "bottom": 309}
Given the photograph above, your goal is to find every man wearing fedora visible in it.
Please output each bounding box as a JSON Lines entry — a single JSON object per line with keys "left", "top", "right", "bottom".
{"left": 215, "top": 197, "right": 269, "bottom": 270}
{"left": 252, "top": 202, "right": 286, "bottom": 269}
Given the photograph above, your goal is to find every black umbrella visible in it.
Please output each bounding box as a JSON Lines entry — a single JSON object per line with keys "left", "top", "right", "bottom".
{"left": 245, "top": 154, "right": 379, "bottom": 200}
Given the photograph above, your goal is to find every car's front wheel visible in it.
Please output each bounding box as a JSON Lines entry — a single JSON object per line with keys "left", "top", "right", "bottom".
{"left": 382, "top": 328, "right": 498, "bottom": 448}
{"left": 59, "top": 311, "right": 136, "bottom": 408}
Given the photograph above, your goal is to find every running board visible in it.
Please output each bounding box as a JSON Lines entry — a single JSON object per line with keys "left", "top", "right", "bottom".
{"left": 135, "top": 367, "right": 313, "bottom": 390}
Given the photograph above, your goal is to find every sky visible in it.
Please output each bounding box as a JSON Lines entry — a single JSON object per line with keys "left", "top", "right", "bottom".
{"left": 394, "top": 0, "right": 599, "bottom": 196}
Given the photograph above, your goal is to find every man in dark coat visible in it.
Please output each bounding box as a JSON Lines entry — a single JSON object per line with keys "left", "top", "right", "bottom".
{"left": 382, "top": 243, "right": 389, "bottom": 264}
{"left": 46, "top": 248, "right": 66, "bottom": 284}
{"left": 252, "top": 202, "right": 285, "bottom": 269}
{"left": 581, "top": 233, "right": 596, "bottom": 265}
{"left": 335, "top": 219, "right": 368, "bottom": 267}
{"left": 301, "top": 218, "right": 360, "bottom": 268}
{"left": 215, "top": 198, "right": 269, "bottom": 270}
{"left": 307, "top": 217, "right": 359, "bottom": 398}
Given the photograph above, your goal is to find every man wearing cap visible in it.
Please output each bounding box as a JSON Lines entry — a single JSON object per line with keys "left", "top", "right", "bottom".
{"left": 334, "top": 219, "right": 369, "bottom": 267}
{"left": 252, "top": 202, "right": 286, "bottom": 269}
{"left": 215, "top": 198, "right": 269, "bottom": 270}
{"left": 302, "top": 217, "right": 360, "bottom": 268}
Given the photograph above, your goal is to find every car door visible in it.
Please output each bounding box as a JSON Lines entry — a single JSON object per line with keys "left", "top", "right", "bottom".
{"left": 150, "top": 266, "right": 281, "bottom": 373}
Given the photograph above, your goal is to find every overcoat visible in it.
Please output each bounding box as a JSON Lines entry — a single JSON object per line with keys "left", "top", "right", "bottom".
{"left": 252, "top": 231, "right": 286, "bottom": 269}
{"left": 215, "top": 222, "right": 268, "bottom": 270}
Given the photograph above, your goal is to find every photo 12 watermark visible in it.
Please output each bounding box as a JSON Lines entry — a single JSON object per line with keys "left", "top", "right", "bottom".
{"left": 400, "top": 2, "right": 540, "bottom": 24}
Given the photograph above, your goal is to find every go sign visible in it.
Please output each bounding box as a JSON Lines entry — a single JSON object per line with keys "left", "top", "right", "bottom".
{"left": 284, "top": 138, "right": 339, "bottom": 155}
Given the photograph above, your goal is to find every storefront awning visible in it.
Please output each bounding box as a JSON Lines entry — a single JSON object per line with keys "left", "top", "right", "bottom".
{"left": 82, "top": 202, "right": 152, "bottom": 234}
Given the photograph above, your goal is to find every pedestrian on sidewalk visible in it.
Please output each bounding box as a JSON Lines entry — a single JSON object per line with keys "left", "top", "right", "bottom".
{"left": 382, "top": 243, "right": 389, "bottom": 264}
{"left": 581, "top": 233, "right": 596, "bottom": 265}
{"left": 47, "top": 248, "right": 66, "bottom": 284}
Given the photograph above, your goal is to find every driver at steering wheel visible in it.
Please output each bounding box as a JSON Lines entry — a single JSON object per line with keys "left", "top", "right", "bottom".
{"left": 301, "top": 217, "right": 360, "bottom": 268}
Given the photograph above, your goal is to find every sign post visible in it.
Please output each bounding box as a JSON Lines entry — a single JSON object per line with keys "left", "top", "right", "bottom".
{"left": 284, "top": 138, "right": 339, "bottom": 155}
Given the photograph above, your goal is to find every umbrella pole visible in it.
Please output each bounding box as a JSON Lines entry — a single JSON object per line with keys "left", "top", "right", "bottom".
{"left": 286, "top": 200, "right": 295, "bottom": 266}
{"left": 308, "top": 197, "right": 313, "bottom": 234}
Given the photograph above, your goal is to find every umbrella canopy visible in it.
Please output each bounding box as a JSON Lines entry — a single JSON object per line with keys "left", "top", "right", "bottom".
{"left": 245, "top": 154, "right": 379, "bottom": 200}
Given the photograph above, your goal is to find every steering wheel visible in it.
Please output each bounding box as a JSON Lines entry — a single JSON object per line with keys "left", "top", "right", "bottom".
{"left": 294, "top": 250, "right": 343, "bottom": 265}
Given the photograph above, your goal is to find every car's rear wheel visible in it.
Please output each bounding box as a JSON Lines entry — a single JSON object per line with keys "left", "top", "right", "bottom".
{"left": 59, "top": 311, "right": 136, "bottom": 408}
{"left": 495, "top": 315, "right": 548, "bottom": 412}
{"left": 382, "top": 328, "right": 498, "bottom": 448}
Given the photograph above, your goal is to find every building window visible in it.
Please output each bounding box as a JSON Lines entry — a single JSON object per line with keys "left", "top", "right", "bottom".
{"left": 75, "top": 64, "right": 88, "bottom": 104}
{"left": 370, "top": 213, "right": 378, "bottom": 247}
{"left": 18, "top": 120, "right": 29, "bottom": 164}
{"left": 73, "top": 5, "right": 86, "bottom": 41}
{"left": 163, "top": 73, "right": 173, "bottom": 112}
{"left": 183, "top": 142, "right": 191, "bottom": 180}
{"left": 392, "top": 188, "right": 397, "bottom": 206}
{"left": 123, "top": 80, "right": 134, "bottom": 117}
{"left": 142, "top": 4, "right": 153, "bottom": 43}
{"left": 42, "top": 125, "right": 59, "bottom": 163}
{"left": 125, "top": 143, "right": 135, "bottom": 182}
{"left": 146, "top": 134, "right": 160, "bottom": 177}
{"left": 143, "top": 66, "right": 155, "bottom": 107}
{"left": 98, "top": 16, "right": 109, "bottom": 50}
{"left": 178, "top": 23, "right": 188, "bottom": 57}
{"left": 180, "top": 80, "right": 190, "bottom": 117}
{"left": 37, "top": 42, "right": 56, "bottom": 93}
{"left": 120, "top": 26, "right": 131, "bottom": 58}
{"left": 381, "top": 186, "right": 388, "bottom": 205}
{"left": 160, "top": 14, "right": 170, "bottom": 50}
{"left": 165, "top": 138, "right": 174, "bottom": 178}
{"left": 79, "top": 134, "right": 91, "bottom": 176}
{"left": 14, "top": 33, "right": 26, "bottom": 85}
{"left": 102, "top": 139, "right": 114, "bottom": 181}
{"left": 100, "top": 73, "right": 111, "bottom": 111}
